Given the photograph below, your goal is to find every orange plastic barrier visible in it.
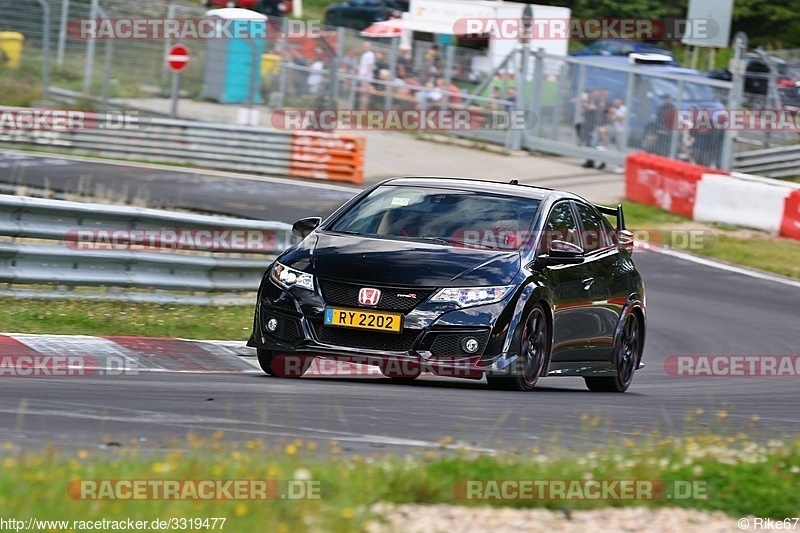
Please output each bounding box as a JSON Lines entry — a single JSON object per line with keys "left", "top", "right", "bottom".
{"left": 625, "top": 153, "right": 727, "bottom": 218}
{"left": 781, "top": 190, "right": 800, "bottom": 240}
{"left": 289, "top": 131, "right": 365, "bottom": 184}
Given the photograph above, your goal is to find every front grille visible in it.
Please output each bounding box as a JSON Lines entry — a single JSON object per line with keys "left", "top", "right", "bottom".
{"left": 262, "top": 310, "right": 303, "bottom": 343}
{"left": 428, "top": 331, "right": 491, "bottom": 357}
{"left": 318, "top": 279, "right": 434, "bottom": 313}
{"left": 309, "top": 320, "right": 420, "bottom": 352}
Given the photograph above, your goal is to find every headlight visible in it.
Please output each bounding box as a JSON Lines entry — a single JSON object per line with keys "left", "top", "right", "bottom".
{"left": 270, "top": 262, "right": 315, "bottom": 291}
{"left": 429, "top": 286, "right": 513, "bottom": 308}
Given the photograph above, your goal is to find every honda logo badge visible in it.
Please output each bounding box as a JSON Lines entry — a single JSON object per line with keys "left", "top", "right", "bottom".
{"left": 358, "top": 288, "right": 381, "bottom": 306}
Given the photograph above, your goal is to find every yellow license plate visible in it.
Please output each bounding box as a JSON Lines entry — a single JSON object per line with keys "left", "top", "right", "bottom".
{"left": 324, "top": 307, "right": 402, "bottom": 333}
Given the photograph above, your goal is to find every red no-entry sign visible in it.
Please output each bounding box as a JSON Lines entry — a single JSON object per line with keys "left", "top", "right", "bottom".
{"left": 167, "top": 44, "right": 190, "bottom": 73}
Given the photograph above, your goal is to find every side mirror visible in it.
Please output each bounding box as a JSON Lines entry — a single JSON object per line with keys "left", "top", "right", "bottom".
{"left": 292, "top": 217, "right": 322, "bottom": 239}
{"left": 617, "top": 229, "right": 634, "bottom": 254}
{"left": 539, "top": 240, "right": 585, "bottom": 266}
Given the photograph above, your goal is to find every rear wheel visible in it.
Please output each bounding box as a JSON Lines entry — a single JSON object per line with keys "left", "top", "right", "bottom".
{"left": 487, "top": 304, "right": 549, "bottom": 391}
{"left": 585, "top": 312, "right": 640, "bottom": 393}
{"left": 257, "top": 349, "right": 313, "bottom": 378}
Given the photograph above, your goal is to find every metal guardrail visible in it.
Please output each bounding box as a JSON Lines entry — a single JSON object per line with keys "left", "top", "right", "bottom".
{"left": 0, "top": 194, "right": 294, "bottom": 292}
{"left": 0, "top": 111, "right": 365, "bottom": 184}
{"left": 734, "top": 145, "right": 800, "bottom": 178}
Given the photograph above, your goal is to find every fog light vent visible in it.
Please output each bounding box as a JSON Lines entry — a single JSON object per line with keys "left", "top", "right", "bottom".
{"left": 462, "top": 337, "right": 480, "bottom": 354}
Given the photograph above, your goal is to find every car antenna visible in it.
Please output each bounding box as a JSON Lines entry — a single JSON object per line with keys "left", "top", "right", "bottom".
{"left": 509, "top": 179, "right": 519, "bottom": 185}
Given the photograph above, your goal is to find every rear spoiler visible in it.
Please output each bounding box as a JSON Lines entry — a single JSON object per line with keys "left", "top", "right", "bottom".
{"left": 595, "top": 203, "right": 626, "bottom": 231}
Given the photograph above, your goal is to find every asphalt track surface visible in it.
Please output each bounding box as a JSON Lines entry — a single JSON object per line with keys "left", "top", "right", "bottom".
{"left": 1, "top": 151, "right": 799, "bottom": 453}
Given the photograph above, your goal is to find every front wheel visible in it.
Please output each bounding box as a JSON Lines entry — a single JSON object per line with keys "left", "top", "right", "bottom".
{"left": 487, "top": 304, "right": 549, "bottom": 391}
{"left": 257, "top": 349, "right": 313, "bottom": 378}
{"left": 585, "top": 312, "right": 641, "bottom": 393}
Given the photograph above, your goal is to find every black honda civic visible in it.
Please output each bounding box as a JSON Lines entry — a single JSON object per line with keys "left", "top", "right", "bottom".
{"left": 248, "top": 177, "right": 646, "bottom": 392}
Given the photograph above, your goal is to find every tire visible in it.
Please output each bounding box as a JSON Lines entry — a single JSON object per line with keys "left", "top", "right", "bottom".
{"left": 585, "top": 312, "right": 641, "bottom": 393}
{"left": 487, "top": 303, "right": 549, "bottom": 391}
{"left": 257, "top": 349, "right": 313, "bottom": 378}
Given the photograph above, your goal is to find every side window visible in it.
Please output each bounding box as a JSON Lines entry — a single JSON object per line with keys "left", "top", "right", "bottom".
{"left": 574, "top": 202, "right": 613, "bottom": 252}
{"left": 544, "top": 202, "right": 580, "bottom": 249}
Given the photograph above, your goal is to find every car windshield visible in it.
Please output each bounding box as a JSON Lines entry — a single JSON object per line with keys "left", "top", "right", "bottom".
{"left": 327, "top": 185, "right": 541, "bottom": 250}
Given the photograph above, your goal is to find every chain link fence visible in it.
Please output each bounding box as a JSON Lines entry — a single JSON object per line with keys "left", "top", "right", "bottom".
{"left": 3, "top": 0, "right": 793, "bottom": 173}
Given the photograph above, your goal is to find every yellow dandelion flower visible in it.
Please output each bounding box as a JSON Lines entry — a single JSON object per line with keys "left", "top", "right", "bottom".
{"left": 341, "top": 508, "right": 354, "bottom": 519}
{"left": 234, "top": 503, "right": 247, "bottom": 517}
{"left": 285, "top": 444, "right": 297, "bottom": 456}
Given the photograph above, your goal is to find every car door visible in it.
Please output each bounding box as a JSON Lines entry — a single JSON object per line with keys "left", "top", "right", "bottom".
{"left": 573, "top": 201, "right": 626, "bottom": 360}
{"left": 542, "top": 201, "right": 595, "bottom": 363}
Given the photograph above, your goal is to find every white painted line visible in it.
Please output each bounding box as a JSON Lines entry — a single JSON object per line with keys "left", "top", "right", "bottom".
{"left": 0, "top": 149, "right": 361, "bottom": 193}
{"left": 649, "top": 248, "right": 800, "bottom": 290}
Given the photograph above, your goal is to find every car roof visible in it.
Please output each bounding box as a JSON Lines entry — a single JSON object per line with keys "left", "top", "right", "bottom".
{"left": 377, "top": 176, "right": 582, "bottom": 202}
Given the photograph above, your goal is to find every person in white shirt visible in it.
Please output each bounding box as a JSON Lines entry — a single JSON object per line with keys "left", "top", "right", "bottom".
{"left": 358, "top": 41, "right": 376, "bottom": 85}
{"left": 307, "top": 53, "right": 325, "bottom": 95}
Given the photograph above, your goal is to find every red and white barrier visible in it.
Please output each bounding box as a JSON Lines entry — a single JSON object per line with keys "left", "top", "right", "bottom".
{"left": 781, "top": 190, "right": 800, "bottom": 240}
{"left": 625, "top": 153, "right": 724, "bottom": 218}
{"left": 694, "top": 174, "right": 789, "bottom": 234}
{"left": 626, "top": 153, "right": 800, "bottom": 241}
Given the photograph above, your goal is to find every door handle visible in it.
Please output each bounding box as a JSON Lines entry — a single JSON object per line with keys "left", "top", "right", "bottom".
{"left": 582, "top": 275, "right": 594, "bottom": 290}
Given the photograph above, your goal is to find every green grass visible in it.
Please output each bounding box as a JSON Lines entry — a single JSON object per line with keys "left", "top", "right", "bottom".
{"left": 622, "top": 201, "right": 800, "bottom": 280}
{"left": 0, "top": 297, "right": 253, "bottom": 340}
{"left": 1, "top": 431, "right": 799, "bottom": 529}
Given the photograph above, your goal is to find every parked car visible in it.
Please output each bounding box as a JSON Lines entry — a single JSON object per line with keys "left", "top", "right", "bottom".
{"left": 571, "top": 39, "right": 678, "bottom": 66}
{"left": 248, "top": 177, "right": 646, "bottom": 392}
{"left": 204, "top": 0, "right": 293, "bottom": 17}
{"left": 324, "top": 0, "right": 408, "bottom": 32}
{"left": 707, "top": 53, "right": 799, "bottom": 108}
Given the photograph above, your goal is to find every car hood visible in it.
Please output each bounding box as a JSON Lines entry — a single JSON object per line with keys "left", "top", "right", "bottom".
{"left": 280, "top": 232, "right": 521, "bottom": 287}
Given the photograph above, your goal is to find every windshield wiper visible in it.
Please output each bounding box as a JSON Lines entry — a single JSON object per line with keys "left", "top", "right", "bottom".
{"left": 328, "top": 230, "right": 364, "bottom": 236}
{"left": 418, "top": 236, "right": 491, "bottom": 249}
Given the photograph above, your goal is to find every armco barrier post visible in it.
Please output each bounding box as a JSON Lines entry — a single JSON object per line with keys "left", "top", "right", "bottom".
{"left": 781, "top": 190, "right": 800, "bottom": 240}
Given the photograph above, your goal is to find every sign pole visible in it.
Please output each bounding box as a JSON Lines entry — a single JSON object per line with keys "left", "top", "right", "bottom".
{"left": 170, "top": 71, "right": 180, "bottom": 119}
{"left": 166, "top": 44, "right": 190, "bottom": 120}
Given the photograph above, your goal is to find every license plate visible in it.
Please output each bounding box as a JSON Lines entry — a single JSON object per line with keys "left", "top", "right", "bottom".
{"left": 324, "top": 307, "right": 402, "bottom": 333}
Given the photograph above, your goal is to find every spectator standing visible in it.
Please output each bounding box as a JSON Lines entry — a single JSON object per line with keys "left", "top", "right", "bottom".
{"left": 397, "top": 44, "right": 413, "bottom": 79}
{"left": 577, "top": 89, "right": 602, "bottom": 168}
{"left": 598, "top": 97, "right": 628, "bottom": 173}
{"left": 653, "top": 94, "right": 675, "bottom": 156}
{"left": 307, "top": 53, "right": 325, "bottom": 95}
{"left": 358, "top": 41, "right": 376, "bottom": 84}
